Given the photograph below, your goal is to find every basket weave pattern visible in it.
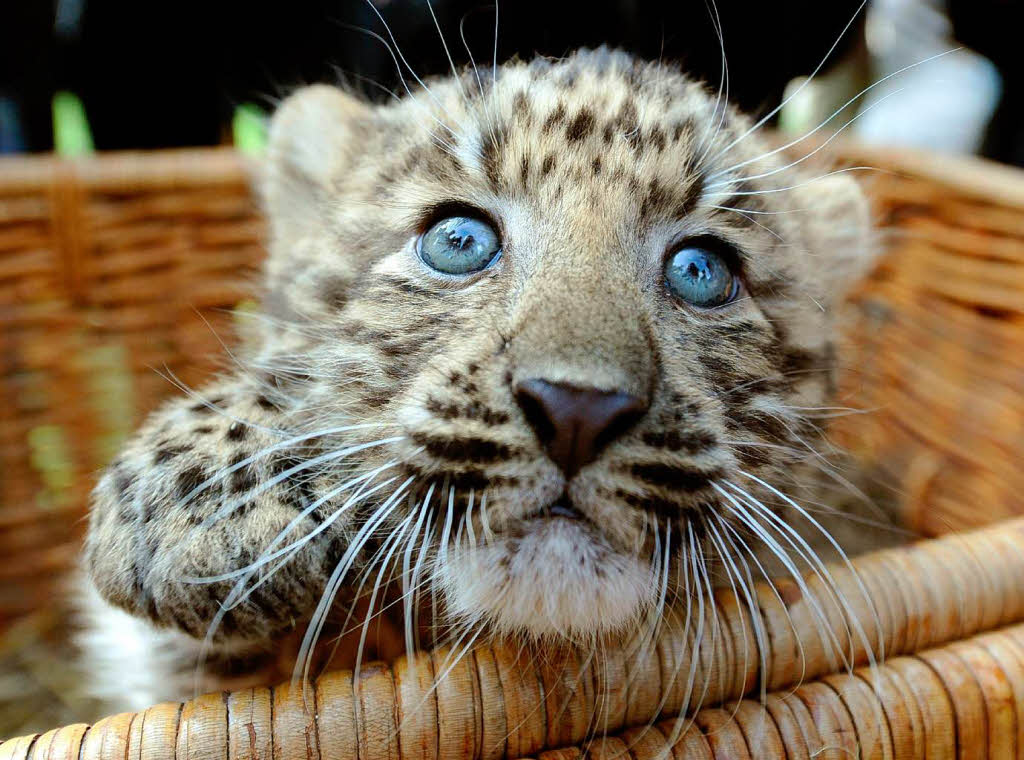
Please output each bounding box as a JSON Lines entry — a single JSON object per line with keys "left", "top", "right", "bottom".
{"left": 0, "top": 150, "right": 264, "bottom": 630}
{"left": 831, "top": 146, "right": 1024, "bottom": 536}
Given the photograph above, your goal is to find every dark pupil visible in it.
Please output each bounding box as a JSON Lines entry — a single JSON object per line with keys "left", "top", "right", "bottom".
{"left": 687, "top": 257, "right": 712, "bottom": 281}
{"left": 449, "top": 228, "right": 477, "bottom": 254}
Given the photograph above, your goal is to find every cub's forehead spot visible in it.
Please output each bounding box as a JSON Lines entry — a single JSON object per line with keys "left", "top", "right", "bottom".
{"left": 367, "top": 55, "right": 769, "bottom": 236}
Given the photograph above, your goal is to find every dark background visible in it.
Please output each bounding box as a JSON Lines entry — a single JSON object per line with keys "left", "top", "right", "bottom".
{"left": 2, "top": 0, "right": 1021, "bottom": 164}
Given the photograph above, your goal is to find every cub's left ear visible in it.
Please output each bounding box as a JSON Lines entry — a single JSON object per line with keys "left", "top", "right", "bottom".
{"left": 794, "top": 173, "right": 878, "bottom": 302}
{"left": 262, "top": 85, "right": 373, "bottom": 252}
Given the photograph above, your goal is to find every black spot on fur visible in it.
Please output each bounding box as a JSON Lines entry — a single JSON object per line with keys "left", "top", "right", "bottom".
{"left": 542, "top": 102, "right": 567, "bottom": 133}
{"left": 677, "top": 173, "right": 704, "bottom": 218}
{"left": 426, "top": 398, "right": 459, "bottom": 419}
{"left": 256, "top": 395, "right": 280, "bottom": 411}
{"left": 620, "top": 491, "right": 688, "bottom": 519}
{"left": 381, "top": 276, "right": 436, "bottom": 298}
{"left": 319, "top": 276, "right": 349, "bottom": 310}
{"left": 734, "top": 446, "right": 771, "bottom": 467}
{"left": 362, "top": 392, "right": 390, "bottom": 409}
{"left": 426, "top": 397, "right": 510, "bottom": 426}
{"left": 226, "top": 422, "right": 248, "bottom": 442}
{"left": 730, "top": 410, "right": 790, "bottom": 443}
{"left": 404, "top": 465, "right": 515, "bottom": 493}
{"left": 154, "top": 446, "right": 188, "bottom": 465}
{"left": 650, "top": 126, "right": 667, "bottom": 152}
{"left": 412, "top": 433, "right": 513, "bottom": 464}
{"left": 696, "top": 353, "right": 746, "bottom": 385}
{"left": 639, "top": 178, "right": 669, "bottom": 220}
{"left": 470, "top": 404, "right": 510, "bottom": 426}
{"left": 193, "top": 426, "right": 214, "bottom": 435}
{"left": 512, "top": 90, "right": 529, "bottom": 119}
{"left": 779, "top": 347, "right": 832, "bottom": 378}
{"left": 626, "top": 128, "right": 643, "bottom": 153}
{"left": 566, "top": 109, "right": 595, "bottom": 142}
{"left": 189, "top": 397, "right": 224, "bottom": 414}
{"left": 481, "top": 124, "right": 507, "bottom": 190}
{"left": 541, "top": 154, "right": 556, "bottom": 176}
{"left": 629, "top": 463, "right": 720, "bottom": 492}
{"left": 642, "top": 430, "right": 717, "bottom": 455}
{"left": 228, "top": 453, "right": 259, "bottom": 494}
{"left": 176, "top": 465, "right": 210, "bottom": 502}
{"left": 269, "top": 451, "right": 319, "bottom": 514}
{"left": 671, "top": 120, "right": 692, "bottom": 143}
{"left": 112, "top": 467, "right": 134, "bottom": 500}
{"left": 592, "top": 156, "right": 602, "bottom": 175}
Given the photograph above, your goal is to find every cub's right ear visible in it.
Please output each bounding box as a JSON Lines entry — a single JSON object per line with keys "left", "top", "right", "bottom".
{"left": 263, "top": 85, "right": 372, "bottom": 247}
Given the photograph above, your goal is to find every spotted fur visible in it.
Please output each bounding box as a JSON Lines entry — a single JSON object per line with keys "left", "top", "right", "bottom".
{"left": 82, "top": 48, "right": 890, "bottom": 709}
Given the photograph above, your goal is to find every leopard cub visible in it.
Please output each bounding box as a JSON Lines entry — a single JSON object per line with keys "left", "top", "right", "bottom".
{"left": 82, "top": 47, "right": 891, "bottom": 711}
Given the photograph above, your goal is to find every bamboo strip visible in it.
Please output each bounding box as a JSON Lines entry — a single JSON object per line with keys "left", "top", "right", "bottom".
{"left": 3, "top": 518, "right": 1024, "bottom": 760}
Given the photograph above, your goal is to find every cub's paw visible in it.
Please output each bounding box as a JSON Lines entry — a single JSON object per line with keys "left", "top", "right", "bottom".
{"left": 85, "top": 375, "right": 358, "bottom": 644}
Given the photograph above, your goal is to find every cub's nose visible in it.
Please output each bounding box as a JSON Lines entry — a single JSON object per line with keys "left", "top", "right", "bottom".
{"left": 515, "top": 379, "right": 648, "bottom": 478}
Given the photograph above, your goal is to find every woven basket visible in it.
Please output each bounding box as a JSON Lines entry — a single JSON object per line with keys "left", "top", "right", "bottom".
{"left": 0, "top": 150, "right": 264, "bottom": 630}
{"left": 1, "top": 144, "right": 1023, "bottom": 758}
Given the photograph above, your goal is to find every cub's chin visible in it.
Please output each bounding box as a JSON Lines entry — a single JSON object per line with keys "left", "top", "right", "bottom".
{"left": 438, "top": 515, "right": 655, "bottom": 642}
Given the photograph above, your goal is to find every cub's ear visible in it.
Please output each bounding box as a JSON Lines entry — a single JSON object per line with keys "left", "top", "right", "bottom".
{"left": 795, "top": 172, "right": 879, "bottom": 303}
{"left": 263, "top": 85, "right": 372, "bottom": 249}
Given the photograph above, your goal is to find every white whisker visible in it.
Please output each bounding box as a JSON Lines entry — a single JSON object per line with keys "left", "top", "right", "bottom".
{"left": 713, "top": 482, "right": 847, "bottom": 673}
{"left": 709, "top": 46, "right": 959, "bottom": 178}
{"left": 294, "top": 476, "right": 414, "bottom": 687}
{"left": 196, "top": 436, "right": 406, "bottom": 527}
{"left": 353, "top": 504, "right": 420, "bottom": 680}
{"left": 708, "top": 0, "right": 869, "bottom": 163}
{"left": 706, "top": 166, "right": 879, "bottom": 198}
{"left": 735, "top": 471, "right": 884, "bottom": 667}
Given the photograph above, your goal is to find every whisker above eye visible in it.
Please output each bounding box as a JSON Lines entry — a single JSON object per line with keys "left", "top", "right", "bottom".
{"left": 709, "top": 204, "right": 808, "bottom": 216}
{"left": 708, "top": 46, "right": 958, "bottom": 178}
{"left": 692, "top": 0, "right": 730, "bottom": 170}
{"left": 706, "top": 166, "right": 879, "bottom": 198}
{"left": 339, "top": 19, "right": 462, "bottom": 155}
{"left": 705, "top": 86, "right": 906, "bottom": 189}
{"left": 706, "top": 0, "right": 869, "bottom": 165}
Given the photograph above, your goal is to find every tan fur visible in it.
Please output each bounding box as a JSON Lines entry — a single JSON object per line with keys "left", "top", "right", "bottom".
{"left": 82, "top": 48, "right": 894, "bottom": 708}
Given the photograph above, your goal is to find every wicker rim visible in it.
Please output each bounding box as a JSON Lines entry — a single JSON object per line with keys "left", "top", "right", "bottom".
{"left": 3, "top": 516, "right": 1024, "bottom": 758}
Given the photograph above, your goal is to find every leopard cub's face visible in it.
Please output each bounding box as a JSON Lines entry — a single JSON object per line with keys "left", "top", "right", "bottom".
{"left": 261, "top": 49, "right": 872, "bottom": 642}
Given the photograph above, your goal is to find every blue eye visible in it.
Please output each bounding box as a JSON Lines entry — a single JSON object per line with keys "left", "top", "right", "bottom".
{"left": 419, "top": 215, "right": 501, "bottom": 274}
{"left": 665, "top": 243, "right": 738, "bottom": 307}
